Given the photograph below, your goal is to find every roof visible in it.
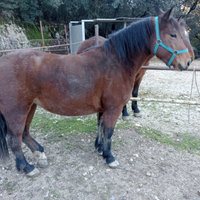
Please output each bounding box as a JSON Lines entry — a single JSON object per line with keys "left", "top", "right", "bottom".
{"left": 70, "top": 17, "right": 142, "bottom": 24}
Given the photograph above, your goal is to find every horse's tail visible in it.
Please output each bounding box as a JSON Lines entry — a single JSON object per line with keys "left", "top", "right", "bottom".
{"left": 0, "top": 111, "right": 9, "bottom": 161}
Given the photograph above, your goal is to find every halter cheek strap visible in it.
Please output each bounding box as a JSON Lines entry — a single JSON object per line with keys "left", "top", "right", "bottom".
{"left": 153, "top": 16, "right": 188, "bottom": 67}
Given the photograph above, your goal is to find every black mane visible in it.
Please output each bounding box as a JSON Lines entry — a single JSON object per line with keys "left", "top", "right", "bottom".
{"left": 103, "top": 17, "right": 154, "bottom": 68}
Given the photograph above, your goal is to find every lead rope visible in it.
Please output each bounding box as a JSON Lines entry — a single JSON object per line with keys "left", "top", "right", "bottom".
{"left": 188, "top": 67, "right": 200, "bottom": 123}
{"left": 195, "top": 69, "right": 200, "bottom": 97}
{"left": 188, "top": 67, "right": 195, "bottom": 123}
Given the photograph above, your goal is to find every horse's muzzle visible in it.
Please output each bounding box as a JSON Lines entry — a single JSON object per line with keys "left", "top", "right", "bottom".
{"left": 178, "top": 60, "right": 190, "bottom": 71}
{"left": 187, "top": 60, "right": 191, "bottom": 68}
{"left": 178, "top": 63, "right": 184, "bottom": 71}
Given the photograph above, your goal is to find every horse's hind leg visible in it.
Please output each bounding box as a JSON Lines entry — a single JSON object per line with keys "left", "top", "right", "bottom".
{"left": 131, "top": 69, "right": 147, "bottom": 117}
{"left": 8, "top": 134, "right": 40, "bottom": 177}
{"left": 121, "top": 105, "right": 131, "bottom": 121}
{"left": 95, "top": 112, "right": 104, "bottom": 155}
{"left": 0, "top": 112, "right": 9, "bottom": 161}
{"left": 22, "top": 104, "right": 48, "bottom": 168}
{"left": 131, "top": 85, "right": 141, "bottom": 117}
{"left": 6, "top": 110, "right": 40, "bottom": 177}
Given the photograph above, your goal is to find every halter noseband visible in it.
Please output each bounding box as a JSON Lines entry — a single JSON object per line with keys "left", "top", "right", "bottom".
{"left": 153, "top": 16, "right": 188, "bottom": 67}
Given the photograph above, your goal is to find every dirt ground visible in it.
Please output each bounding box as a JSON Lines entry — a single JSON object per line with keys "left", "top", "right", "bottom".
{"left": 0, "top": 58, "right": 200, "bottom": 200}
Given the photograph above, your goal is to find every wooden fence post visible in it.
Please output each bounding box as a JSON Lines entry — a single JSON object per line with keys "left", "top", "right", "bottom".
{"left": 95, "top": 24, "right": 99, "bottom": 45}
{"left": 64, "top": 25, "right": 69, "bottom": 54}
{"left": 40, "top": 21, "right": 45, "bottom": 51}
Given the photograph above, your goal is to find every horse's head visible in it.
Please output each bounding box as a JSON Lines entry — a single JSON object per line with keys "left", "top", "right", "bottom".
{"left": 157, "top": 7, "right": 194, "bottom": 63}
{"left": 151, "top": 6, "right": 193, "bottom": 71}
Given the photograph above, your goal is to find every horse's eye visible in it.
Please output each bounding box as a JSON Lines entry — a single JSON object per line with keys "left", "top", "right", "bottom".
{"left": 170, "top": 34, "right": 177, "bottom": 38}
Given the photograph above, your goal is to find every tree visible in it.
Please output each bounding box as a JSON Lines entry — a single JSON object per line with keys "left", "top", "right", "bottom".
{"left": 0, "top": 0, "right": 199, "bottom": 49}
{"left": 15, "top": 0, "right": 41, "bottom": 24}
{"left": 0, "top": 0, "right": 18, "bottom": 17}
{"left": 182, "top": 0, "right": 200, "bottom": 49}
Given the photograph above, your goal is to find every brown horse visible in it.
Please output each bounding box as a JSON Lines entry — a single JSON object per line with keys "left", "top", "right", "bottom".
{"left": 0, "top": 7, "right": 193, "bottom": 177}
{"left": 77, "top": 36, "right": 148, "bottom": 119}
{"left": 77, "top": 10, "right": 194, "bottom": 120}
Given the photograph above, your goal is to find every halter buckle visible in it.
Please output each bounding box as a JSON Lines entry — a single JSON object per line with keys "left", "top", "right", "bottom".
{"left": 173, "top": 50, "right": 177, "bottom": 55}
{"left": 156, "top": 39, "right": 162, "bottom": 45}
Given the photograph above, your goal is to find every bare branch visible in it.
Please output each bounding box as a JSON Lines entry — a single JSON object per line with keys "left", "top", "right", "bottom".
{"left": 187, "top": 0, "right": 200, "bottom": 15}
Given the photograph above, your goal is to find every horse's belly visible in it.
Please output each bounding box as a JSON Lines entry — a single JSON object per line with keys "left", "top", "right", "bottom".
{"left": 34, "top": 95, "right": 101, "bottom": 116}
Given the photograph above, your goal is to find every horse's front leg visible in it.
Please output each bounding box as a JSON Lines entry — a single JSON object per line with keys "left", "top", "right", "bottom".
{"left": 102, "top": 109, "right": 121, "bottom": 168}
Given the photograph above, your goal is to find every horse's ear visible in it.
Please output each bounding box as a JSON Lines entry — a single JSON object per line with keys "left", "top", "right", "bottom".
{"left": 178, "top": 16, "right": 182, "bottom": 23}
{"left": 157, "top": 6, "right": 164, "bottom": 16}
{"left": 161, "top": 6, "right": 175, "bottom": 22}
{"left": 178, "top": 16, "right": 186, "bottom": 25}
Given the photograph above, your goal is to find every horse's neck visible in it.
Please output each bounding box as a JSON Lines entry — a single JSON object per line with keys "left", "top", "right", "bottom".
{"left": 131, "top": 50, "right": 153, "bottom": 74}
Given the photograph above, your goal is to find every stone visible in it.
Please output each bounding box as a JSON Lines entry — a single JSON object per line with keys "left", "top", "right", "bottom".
{"left": 155, "top": 196, "right": 160, "bottom": 200}
{"left": 138, "top": 183, "right": 143, "bottom": 188}
{"left": 89, "top": 166, "right": 94, "bottom": 171}
{"left": 0, "top": 23, "right": 30, "bottom": 50}
{"left": 146, "top": 172, "right": 151, "bottom": 177}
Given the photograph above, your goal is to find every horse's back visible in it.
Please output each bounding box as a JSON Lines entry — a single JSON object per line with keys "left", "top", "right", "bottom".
{"left": 77, "top": 36, "right": 106, "bottom": 54}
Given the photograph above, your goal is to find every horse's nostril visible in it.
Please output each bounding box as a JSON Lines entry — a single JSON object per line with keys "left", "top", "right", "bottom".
{"left": 191, "top": 57, "right": 193, "bottom": 62}
{"left": 187, "top": 61, "right": 191, "bottom": 67}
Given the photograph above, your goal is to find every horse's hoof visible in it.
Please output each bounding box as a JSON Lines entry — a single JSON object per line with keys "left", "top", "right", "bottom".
{"left": 122, "top": 116, "right": 131, "bottom": 121}
{"left": 33, "top": 151, "right": 48, "bottom": 168}
{"left": 108, "top": 160, "right": 119, "bottom": 168}
{"left": 26, "top": 167, "right": 40, "bottom": 178}
{"left": 133, "top": 112, "right": 142, "bottom": 117}
{"left": 38, "top": 159, "right": 48, "bottom": 168}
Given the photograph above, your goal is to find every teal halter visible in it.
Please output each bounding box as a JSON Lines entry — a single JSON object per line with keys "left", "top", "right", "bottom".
{"left": 153, "top": 16, "right": 188, "bottom": 67}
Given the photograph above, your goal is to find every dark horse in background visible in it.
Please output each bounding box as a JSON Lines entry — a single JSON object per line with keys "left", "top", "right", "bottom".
{"left": 77, "top": 8, "right": 194, "bottom": 120}
{"left": 0, "top": 7, "right": 193, "bottom": 177}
